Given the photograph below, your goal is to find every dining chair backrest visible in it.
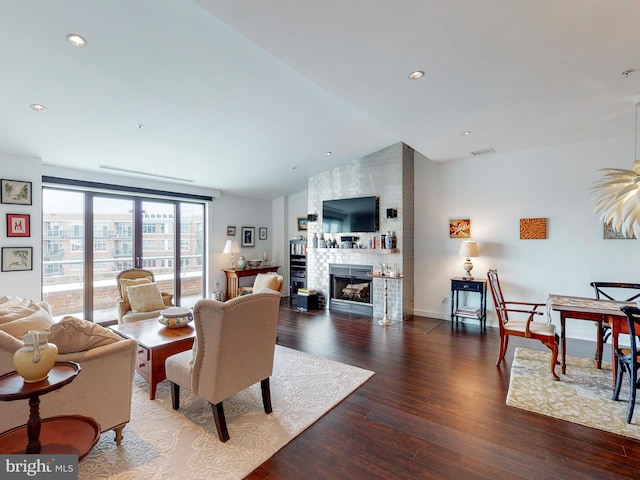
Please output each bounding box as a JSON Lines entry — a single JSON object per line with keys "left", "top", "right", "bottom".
{"left": 621, "top": 306, "right": 640, "bottom": 354}
{"left": 487, "top": 269, "right": 508, "bottom": 325}
{"left": 591, "top": 282, "right": 640, "bottom": 303}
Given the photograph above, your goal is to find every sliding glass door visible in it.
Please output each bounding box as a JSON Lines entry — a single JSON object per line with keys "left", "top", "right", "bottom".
{"left": 42, "top": 187, "right": 206, "bottom": 322}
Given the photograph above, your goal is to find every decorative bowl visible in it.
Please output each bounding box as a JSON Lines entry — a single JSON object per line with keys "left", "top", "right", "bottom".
{"left": 247, "top": 259, "right": 263, "bottom": 268}
{"left": 159, "top": 307, "right": 193, "bottom": 328}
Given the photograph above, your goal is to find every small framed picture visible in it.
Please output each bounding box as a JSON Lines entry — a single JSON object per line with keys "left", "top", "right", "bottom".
{"left": 1, "top": 179, "right": 32, "bottom": 205}
{"left": 227, "top": 226, "right": 236, "bottom": 236}
{"left": 259, "top": 227, "right": 267, "bottom": 240}
{"left": 241, "top": 226, "right": 255, "bottom": 247}
{"left": 7, "top": 214, "right": 30, "bottom": 237}
{"left": 449, "top": 218, "right": 470, "bottom": 238}
{"left": 2, "top": 247, "right": 33, "bottom": 272}
{"left": 297, "top": 217, "right": 308, "bottom": 231}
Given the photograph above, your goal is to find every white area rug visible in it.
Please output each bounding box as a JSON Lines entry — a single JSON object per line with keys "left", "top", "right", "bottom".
{"left": 507, "top": 347, "right": 640, "bottom": 440}
{"left": 79, "top": 345, "right": 374, "bottom": 479}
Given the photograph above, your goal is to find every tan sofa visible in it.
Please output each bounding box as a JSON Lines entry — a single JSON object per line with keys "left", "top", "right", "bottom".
{"left": 0, "top": 297, "right": 137, "bottom": 443}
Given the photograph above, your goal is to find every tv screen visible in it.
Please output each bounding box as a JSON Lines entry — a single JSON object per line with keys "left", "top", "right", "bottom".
{"left": 322, "top": 196, "right": 379, "bottom": 233}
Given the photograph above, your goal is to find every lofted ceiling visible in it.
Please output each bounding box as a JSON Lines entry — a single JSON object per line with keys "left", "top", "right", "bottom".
{"left": 1, "top": 1, "right": 640, "bottom": 199}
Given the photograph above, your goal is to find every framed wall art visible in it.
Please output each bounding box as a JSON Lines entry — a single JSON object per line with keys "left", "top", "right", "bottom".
{"left": 449, "top": 218, "right": 470, "bottom": 238}
{"left": 297, "top": 217, "right": 308, "bottom": 232}
{"left": 603, "top": 221, "right": 635, "bottom": 239}
{"left": 1, "top": 179, "right": 32, "bottom": 205}
{"left": 227, "top": 226, "right": 236, "bottom": 236}
{"left": 520, "top": 217, "right": 547, "bottom": 240}
{"left": 1, "top": 247, "right": 33, "bottom": 272}
{"left": 259, "top": 227, "right": 267, "bottom": 240}
{"left": 241, "top": 226, "right": 255, "bottom": 247}
{"left": 6, "top": 213, "right": 30, "bottom": 237}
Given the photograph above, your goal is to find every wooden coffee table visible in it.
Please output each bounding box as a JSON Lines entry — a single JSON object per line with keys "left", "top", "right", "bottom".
{"left": 0, "top": 362, "right": 100, "bottom": 459}
{"left": 110, "top": 318, "right": 195, "bottom": 400}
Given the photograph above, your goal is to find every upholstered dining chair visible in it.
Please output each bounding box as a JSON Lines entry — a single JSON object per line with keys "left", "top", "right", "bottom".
{"left": 614, "top": 306, "right": 640, "bottom": 423}
{"left": 116, "top": 268, "right": 173, "bottom": 324}
{"left": 165, "top": 289, "right": 281, "bottom": 442}
{"left": 590, "top": 282, "right": 640, "bottom": 368}
{"left": 487, "top": 269, "right": 559, "bottom": 381}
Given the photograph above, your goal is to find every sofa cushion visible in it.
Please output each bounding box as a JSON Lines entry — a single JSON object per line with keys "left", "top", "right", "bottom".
{"left": 125, "top": 282, "right": 166, "bottom": 313}
{"left": 0, "top": 307, "right": 55, "bottom": 339}
{"left": 0, "top": 296, "right": 41, "bottom": 324}
{"left": 48, "top": 316, "right": 121, "bottom": 354}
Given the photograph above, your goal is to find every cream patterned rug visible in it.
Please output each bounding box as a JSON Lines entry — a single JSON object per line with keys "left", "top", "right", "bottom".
{"left": 507, "top": 347, "right": 640, "bottom": 440}
{"left": 79, "top": 345, "right": 374, "bottom": 479}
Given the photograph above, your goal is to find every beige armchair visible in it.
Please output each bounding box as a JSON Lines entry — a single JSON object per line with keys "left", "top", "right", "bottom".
{"left": 116, "top": 268, "right": 173, "bottom": 324}
{"left": 165, "top": 289, "right": 281, "bottom": 442}
{"left": 239, "top": 272, "right": 284, "bottom": 295}
{"left": 0, "top": 300, "right": 137, "bottom": 444}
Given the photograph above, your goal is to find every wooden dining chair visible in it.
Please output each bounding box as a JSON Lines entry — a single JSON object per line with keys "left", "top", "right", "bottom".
{"left": 487, "top": 269, "right": 559, "bottom": 380}
{"left": 590, "top": 282, "right": 640, "bottom": 368}
{"left": 614, "top": 306, "right": 640, "bottom": 423}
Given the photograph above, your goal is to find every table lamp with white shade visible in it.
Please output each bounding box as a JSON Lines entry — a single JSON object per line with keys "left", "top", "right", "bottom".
{"left": 223, "top": 240, "right": 241, "bottom": 269}
{"left": 458, "top": 240, "right": 479, "bottom": 279}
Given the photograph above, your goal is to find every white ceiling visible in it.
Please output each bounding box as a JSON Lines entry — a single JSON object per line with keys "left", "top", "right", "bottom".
{"left": 2, "top": 1, "right": 640, "bottom": 199}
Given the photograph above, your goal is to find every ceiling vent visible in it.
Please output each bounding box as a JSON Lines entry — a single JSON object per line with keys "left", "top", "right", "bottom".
{"left": 471, "top": 148, "right": 495, "bottom": 156}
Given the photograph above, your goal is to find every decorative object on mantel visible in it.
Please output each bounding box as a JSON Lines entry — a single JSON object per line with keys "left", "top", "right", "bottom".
{"left": 222, "top": 240, "right": 240, "bottom": 268}
{"left": 458, "top": 240, "right": 479, "bottom": 279}
{"left": 449, "top": 218, "right": 471, "bottom": 238}
{"left": 520, "top": 218, "right": 547, "bottom": 239}
{"left": 13, "top": 330, "right": 58, "bottom": 382}
{"left": 591, "top": 97, "right": 640, "bottom": 239}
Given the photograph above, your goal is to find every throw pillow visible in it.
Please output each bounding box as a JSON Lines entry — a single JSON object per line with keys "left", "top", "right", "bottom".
{"left": 0, "top": 297, "right": 41, "bottom": 324}
{"left": 47, "top": 316, "right": 120, "bottom": 353}
{"left": 253, "top": 273, "right": 281, "bottom": 292}
{"left": 119, "top": 276, "right": 153, "bottom": 307}
{"left": 125, "top": 282, "right": 166, "bottom": 313}
{"left": 0, "top": 306, "right": 55, "bottom": 338}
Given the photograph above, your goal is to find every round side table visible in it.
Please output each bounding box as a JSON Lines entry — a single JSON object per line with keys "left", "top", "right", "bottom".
{"left": 0, "top": 361, "right": 100, "bottom": 459}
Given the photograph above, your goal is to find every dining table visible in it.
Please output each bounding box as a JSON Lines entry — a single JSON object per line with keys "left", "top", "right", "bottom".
{"left": 548, "top": 294, "right": 636, "bottom": 386}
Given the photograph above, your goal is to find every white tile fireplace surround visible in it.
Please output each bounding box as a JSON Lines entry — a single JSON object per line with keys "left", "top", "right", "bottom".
{"left": 305, "top": 142, "right": 414, "bottom": 322}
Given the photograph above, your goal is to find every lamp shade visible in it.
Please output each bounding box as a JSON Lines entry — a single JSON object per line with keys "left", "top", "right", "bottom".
{"left": 222, "top": 240, "right": 240, "bottom": 254}
{"left": 458, "top": 240, "right": 479, "bottom": 258}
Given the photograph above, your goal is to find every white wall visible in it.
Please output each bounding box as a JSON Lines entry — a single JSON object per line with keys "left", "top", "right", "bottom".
{"left": 414, "top": 134, "right": 638, "bottom": 340}
{"left": 0, "top": 153, "right": 43, "bottom": 300}
{"left": 210, "top": 194, "right": 274, "bottom": 294}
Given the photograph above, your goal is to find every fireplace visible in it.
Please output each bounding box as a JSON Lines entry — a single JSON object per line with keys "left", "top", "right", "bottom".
{"left": 329, "top": 264, "right": 373, "bottom": 315}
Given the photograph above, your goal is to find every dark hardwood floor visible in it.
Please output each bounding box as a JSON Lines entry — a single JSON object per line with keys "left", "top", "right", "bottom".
{"left": 246, "top": 301, "right": 640, "bottom": 480}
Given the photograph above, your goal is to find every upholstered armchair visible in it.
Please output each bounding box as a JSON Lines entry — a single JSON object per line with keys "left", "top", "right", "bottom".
{"left": 239, "top": 272, "right": 284, "bottom": 295}
{"left": 116, "top": 268, "right": 174, "bottom": 324}
{"left": 165, "top": 289, "right": 281, "bottom": 442}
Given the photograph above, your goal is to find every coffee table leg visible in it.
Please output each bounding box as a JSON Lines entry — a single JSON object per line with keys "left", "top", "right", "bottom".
{"left": 26, "top": 395, "right": 42, "bottom": 454}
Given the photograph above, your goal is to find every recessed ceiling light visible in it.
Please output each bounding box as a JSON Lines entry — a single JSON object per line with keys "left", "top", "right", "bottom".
{"left": 325, "top": 151, "right": 332, "bottom": 156}
{"left": 408, "top": 70, "right": 425, "bottom": 80}
{"left": 66, "top": 33, "right": 87, "bottom": 47}
{"left": 30, "top": 104, "right": 47, "bottom": 112}
{"left": 137, "top": 124, "right": 144, "bottom": 129}
{"left": 622, "top": 69, "right": 636, "bottom": 77}
{"left": 460, "top": 131, "right": 471, "bottom": 136}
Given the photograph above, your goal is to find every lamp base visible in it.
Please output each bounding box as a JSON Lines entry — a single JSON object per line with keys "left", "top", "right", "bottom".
{"left": 462, "top": 258, "right": 474, "bottom": 280}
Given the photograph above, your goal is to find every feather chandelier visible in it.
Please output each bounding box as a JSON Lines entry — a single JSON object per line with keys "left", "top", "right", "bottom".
{"left": 591, "top": 100, "right": 640, "bottom": 239}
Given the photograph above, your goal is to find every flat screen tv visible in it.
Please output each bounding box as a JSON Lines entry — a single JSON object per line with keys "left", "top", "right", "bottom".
{"left": 322, "top": 196, "right": 379, "bottom": 233}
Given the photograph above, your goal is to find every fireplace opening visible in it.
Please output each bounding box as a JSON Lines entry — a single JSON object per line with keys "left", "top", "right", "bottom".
{"left": 329, "top": 264, "right": 373, "bottom": 315}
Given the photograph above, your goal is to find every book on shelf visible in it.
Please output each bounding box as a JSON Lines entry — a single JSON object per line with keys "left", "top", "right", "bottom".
{"left": 455, "top": 306, "right": 480, "bottom": 316}
{"left": 297, "top": 288, "right": 316, "bottom": 296}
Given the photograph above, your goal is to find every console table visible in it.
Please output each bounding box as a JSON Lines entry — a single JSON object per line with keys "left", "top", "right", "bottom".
{"left": 0, "top": 361, "right": 100, "bottom": 459}
{"left": 222, "top": 265, "right": 280, "bottom": 299}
